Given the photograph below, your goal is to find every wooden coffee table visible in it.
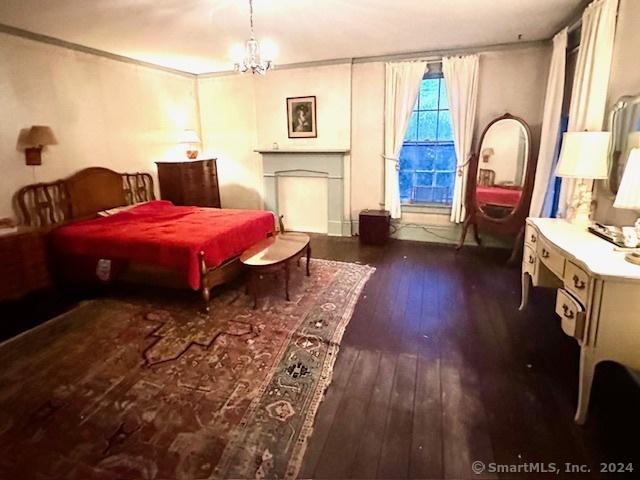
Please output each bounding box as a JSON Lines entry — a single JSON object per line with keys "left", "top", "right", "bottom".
{"left": 240, "top": 232, "right": 311, "bottom": 308}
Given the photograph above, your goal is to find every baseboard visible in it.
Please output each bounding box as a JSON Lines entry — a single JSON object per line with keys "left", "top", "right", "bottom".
{"left": 327, "top": 220, "right": 352, "bottom": 237}
{"left": 351, "top": 220, "right": 512, "bottom": 248}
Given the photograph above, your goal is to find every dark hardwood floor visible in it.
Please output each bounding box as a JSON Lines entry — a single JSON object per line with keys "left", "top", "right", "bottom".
{"left": 301, "top": 236, "right": 640, "bottom": 479}
{"left": 2, "top": 235, "right": 639, "bottom": 479}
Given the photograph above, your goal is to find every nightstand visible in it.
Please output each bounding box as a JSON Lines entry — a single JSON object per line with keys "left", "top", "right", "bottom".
{"left": 0, "top": 227, "right": 52, "bottom": 302}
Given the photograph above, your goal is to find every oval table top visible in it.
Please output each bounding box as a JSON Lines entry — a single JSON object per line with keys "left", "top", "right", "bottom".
{"left": 240, "top": 232, "right": 310, "bottom": 267}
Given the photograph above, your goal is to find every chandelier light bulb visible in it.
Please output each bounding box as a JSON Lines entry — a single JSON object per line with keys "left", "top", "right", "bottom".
{"left": 233, "top": 0, "right": 273, "bottom": 75}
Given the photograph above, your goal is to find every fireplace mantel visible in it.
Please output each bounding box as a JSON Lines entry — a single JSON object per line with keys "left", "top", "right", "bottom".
{"left": 254, "top": 148, "right": 350, "bottom": 154}
{"left": 257, "top": 149, "right": 350, "bottom": 236}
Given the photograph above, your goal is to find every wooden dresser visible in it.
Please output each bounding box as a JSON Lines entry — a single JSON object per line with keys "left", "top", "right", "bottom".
{"left": 520, "top": 218, "right": 640, "bottom": 424}
{"left": 156, "top": 159, "right": 221, "bottom": 207}
{"left": 0, "top": 228, "right": 51, "bottom": 302}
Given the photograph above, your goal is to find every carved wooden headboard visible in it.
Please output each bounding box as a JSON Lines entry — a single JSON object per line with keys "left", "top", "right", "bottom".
{"left": 14, "top": 167, "right": 155, "bottom": 227}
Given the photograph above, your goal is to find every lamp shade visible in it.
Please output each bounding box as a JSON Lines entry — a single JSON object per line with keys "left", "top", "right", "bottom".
{"left": 614, "top": 148, "right": 640, "bottom": 210}
{"left": 179, "top": 129, "right": 201, "bottom": 144}
{"left": 25, "top": 126, "right": 57, "bottom": 146}
{"left": 555, "top": 131, "right": 611, "bottom": 179}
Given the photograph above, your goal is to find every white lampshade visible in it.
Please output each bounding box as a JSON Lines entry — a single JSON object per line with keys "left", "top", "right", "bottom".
{"left": 614, "top": 148, "right": 640, "bottom": 210}
{"left": 555, "top": 131, "right": 611, "bottom": 179}
{"left": 179, "top": 129, "right": 201, "bottom": 144}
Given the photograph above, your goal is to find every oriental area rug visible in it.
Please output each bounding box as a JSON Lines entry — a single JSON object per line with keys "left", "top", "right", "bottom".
{"left": 0, "top": 259, "right": 373, "bottom": 480}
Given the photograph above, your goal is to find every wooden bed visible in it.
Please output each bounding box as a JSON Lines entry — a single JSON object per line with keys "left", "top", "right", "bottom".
{"left": 14, "top": 167, "right": 268, "bottom": 311}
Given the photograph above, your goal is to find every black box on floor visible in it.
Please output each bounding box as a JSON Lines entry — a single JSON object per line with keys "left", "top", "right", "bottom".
{"left": 359, "top": 209, "right": 391, "bottom": 245}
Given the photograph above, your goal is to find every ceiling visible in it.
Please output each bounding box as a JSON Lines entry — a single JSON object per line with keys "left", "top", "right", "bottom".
{"left": 0, "top": 0, "right": 584, "bottom": 75}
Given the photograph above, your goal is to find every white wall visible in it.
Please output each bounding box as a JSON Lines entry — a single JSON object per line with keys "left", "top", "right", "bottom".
{"left": 0, "top": 32, "right": 199, "bottom": 219}
{"left": 594, "top": 0, "right": 640, "bottom": 226}
{"left": 349, "top": 45, "right": 550, "bottom": 235}
{"left": 350, "top": 61, "right": 385, "bottom": 220}
{"left": 198, "top": 63, "right": 353, "bottom": 215}
{"left": 197, "top": 74, "right": 261, "bottom": 209}
{"left": 253, "top": 63, "right": 352, "bottom": 150}
{"left": 0, "top": 30, "right": 552, "bottom": 242}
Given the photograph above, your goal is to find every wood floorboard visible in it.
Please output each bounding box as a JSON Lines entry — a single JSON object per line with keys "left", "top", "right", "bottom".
{"left": 377, "top": 352, "right": 418, "bottom": 479}
{"left": 312, "top": 349, "right": 382, "bottom": 479}
{"left": 5, "top": 235, "right": 639, "bottom": 479}
{"left": 348, "top": 351, "right": 398, "bottom": 479}
{"left": 302, "top": 236, "right": 640, "bottom": 479}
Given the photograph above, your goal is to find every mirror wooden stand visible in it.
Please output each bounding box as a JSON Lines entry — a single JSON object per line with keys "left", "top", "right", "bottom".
{"left": 457, "top": 113, "right": 538, "bottom": 263}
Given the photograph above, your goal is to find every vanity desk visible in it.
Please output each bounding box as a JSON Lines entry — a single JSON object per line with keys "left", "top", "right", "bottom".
{"left": 520, "top": 217, "right": 640, "bottom": 424}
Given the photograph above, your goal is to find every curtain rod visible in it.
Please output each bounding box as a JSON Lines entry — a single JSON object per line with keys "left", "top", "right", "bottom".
{"left": 567, "top": 17, "right": 582, "bottom": 34}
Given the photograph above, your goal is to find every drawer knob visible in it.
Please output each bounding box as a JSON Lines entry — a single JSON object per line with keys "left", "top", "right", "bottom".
{"left": 562, "top": 304, "right": 575, "bottom": 319}
{"left": 530, "top": 235, "right": 536, "bottom": 243}
{"left": 572, "top": 274, "right": 586, "bottom": 290}
{"left": 528, "top": 255, "right": 535, "bottom": 264}
{"left": 541, "top": 248, "right": 550, "bottom": 258}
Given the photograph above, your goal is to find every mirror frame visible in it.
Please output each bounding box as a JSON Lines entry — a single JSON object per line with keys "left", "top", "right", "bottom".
{"left": 467, "top": 113, "right": 534, "bottom": 227}
{"left": 458, "top": 113, "right": 537, "bottom": 263}
{"left": 606, "top": 93, "right": 640, "bottom": 197}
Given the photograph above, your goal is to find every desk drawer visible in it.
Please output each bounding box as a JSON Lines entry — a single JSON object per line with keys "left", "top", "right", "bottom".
{"left": 522, "top": 244, "right": 536, "bottom": 275}
{"left": 564, "top": 261, "right": 589, "bottom": 305}
{"left": 525, "top": 224, "right": 538, "bottom": 247}
{"left": 538, "top": 239, "right": 565, "bottom": 277}
{"left": 555, "top": 289, "right": 585, "bottom": 341}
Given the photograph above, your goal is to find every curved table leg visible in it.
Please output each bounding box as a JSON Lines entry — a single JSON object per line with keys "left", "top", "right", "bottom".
{"left": 284, "top": 263, "right": 290, "bottom": 301}
{"left": 575, "top": 350, "right": 598, "bottom": 425}
{"left": 519, "top": 271, "right": 531, "bottom": 311}
{"left": 507, "top": 226, "right": 525, "bottom": 266}
{"left": 456, "top": 215, "right": 471, "bottom": 251}
{"left": 472, "top": 221, "right": 482, "bottom": 246}
{"left": 251, "top": 272, "right": 258, "bottom": 310}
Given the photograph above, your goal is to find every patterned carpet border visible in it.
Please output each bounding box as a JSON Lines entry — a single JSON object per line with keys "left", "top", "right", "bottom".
{"left": 214, "top": 258, "right": 375, "bottom": 479}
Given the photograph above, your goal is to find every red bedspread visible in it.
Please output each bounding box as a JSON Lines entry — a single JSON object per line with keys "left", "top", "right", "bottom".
{"left": 51, "top": 200, "right": 275, "bottom": 290}
{"left": 476, "top": 186, "right": 522, "bottom": 208}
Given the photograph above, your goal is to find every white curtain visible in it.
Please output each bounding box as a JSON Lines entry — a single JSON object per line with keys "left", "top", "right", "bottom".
{"left": 529, "top": 28, "right": 568, "bottom": 217}
{"left": 442, "top": 55, "right": 479, "bottom": 223}
{"left": 384, "top": 61, "right": 427, "bottom": 219}
{"left": 557, "top": 0, "right": 619, "bottom": 217}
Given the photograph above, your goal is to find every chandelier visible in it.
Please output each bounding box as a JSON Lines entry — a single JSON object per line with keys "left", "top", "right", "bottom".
{"left": 234, "top": 0, "right": 272, "bottom": 75}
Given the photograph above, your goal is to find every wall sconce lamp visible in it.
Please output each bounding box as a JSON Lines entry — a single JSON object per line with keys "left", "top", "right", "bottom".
{"left": 179, "top": 129, "right": 201, "bottom": 160}
{"left": 24, "top": 126, "right": 58, "bottom": 166}
{"left": 481, "top": 147, "right": 495, "bottom": 163}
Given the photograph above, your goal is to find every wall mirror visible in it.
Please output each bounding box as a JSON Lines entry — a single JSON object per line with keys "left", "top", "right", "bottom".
{"left": 458, "top": 113, "right": 536, "bottom": 263}
{"left": 607, "top": 94, "right": 640, "bottom": 195}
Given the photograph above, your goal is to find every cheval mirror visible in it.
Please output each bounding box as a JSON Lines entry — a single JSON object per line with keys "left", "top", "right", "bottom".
{"left": 457, "top": 113, "right": 537, "bottom": 262}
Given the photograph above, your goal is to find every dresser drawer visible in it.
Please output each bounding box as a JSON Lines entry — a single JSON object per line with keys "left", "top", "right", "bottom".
{"left": 538, "top": 239, "right": 565, "bottom": 277}
{"left": 525, "top": 224, "right": 538, "bottom": 247}
{"left": 564, "top": 261, "right": 589, "bottom": 305}
{"left": 522, "top": 244, "right": 536, "bottom": 275}
{"left": 555, "top": 289, "right": 585, "bottom": 341}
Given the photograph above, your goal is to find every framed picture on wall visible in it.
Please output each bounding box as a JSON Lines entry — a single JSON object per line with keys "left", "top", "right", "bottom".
{"left": 287, "top": 96, "right": 317, "bottom": 138}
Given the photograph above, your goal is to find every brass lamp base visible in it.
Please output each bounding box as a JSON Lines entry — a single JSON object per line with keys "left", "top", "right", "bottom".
{"left": 625, "top": 251, "right": 640, "bottom": 265}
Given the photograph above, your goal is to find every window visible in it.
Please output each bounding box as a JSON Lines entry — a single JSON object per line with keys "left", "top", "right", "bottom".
{"left": 399, "top": 75, "right": 456, "bottom": 206}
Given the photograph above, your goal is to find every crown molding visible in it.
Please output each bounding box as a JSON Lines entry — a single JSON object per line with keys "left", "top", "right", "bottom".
{"left": 0, "top": 23, "right": 196, "bottom": 78}
{"left": 1, "top": 21, "right": 564, "bottom": 80}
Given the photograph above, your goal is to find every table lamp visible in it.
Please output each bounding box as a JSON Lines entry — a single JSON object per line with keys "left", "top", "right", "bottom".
{"left": 555, "top": 131, "right": 611, "bottom": 227}
{"left": 180, "top": 129, "right": 201, "bottom": 160}
{"left": 613, "top": 148, "right": 640, "bottom": 265}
